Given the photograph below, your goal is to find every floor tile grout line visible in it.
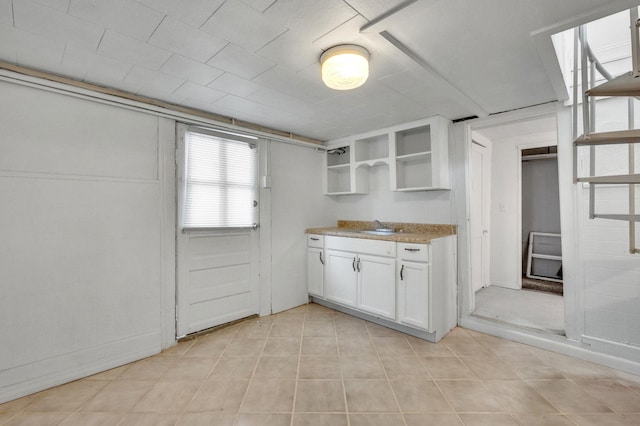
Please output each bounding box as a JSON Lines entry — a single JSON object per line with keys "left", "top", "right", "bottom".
{"left": 289, "top": 308, "right": 308, "bottom": 426}
{"left": 168, "top": 333, "right": 227, "bottom": 421}
{"left": 365, "top": 322, "right": 407, "bottom": 425}
{"left": 232, "top": 316, "right": 274, "bottom": 425}
{"left": 333, "top": 308, "right": 351, "bottom": 426}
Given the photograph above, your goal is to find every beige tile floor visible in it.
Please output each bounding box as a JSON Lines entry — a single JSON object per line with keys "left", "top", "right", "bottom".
{"left": 2, "top": 303, "right": 640, "bottom": 425}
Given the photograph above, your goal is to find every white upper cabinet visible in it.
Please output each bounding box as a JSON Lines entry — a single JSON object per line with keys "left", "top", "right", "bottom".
{"left": 324, "top": 115, "right": 450, "bottom": 195}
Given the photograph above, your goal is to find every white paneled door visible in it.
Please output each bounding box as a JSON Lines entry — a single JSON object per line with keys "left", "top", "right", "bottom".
{"left": 176, "top": 125, "right": 260, "bottom": 337}
{"left": 176, "top": 230, "right": 260, "bottom": 336}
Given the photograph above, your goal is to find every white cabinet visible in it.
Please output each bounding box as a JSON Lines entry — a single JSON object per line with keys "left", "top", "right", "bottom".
{"left": 358, "top": 254, "right": 396, "bottom": 320}
{"left": 309, "top": 234, "right": 456, "bottom": 342}
{"left": 307, "top": 235, "right": 324, "bottom": 297}
{"left": 391, "top": 116, "right": 450, "bottom": 191}
{"left": 397, "top": 242, "right": 430, "bottom": 330}
{"left": 325, "top": 115, "right": 450, "bottom": 195}
{"left": 324, "top": 236, "right": 396, "bottom": 312}
{"left": 326, "top": 250, "right": 396, "bottom": 319}
{"left": 325, "top": 249, "right": 358, "bottom": 306}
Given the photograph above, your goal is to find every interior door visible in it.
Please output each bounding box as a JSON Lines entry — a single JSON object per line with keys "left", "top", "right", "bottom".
{"left": 471, "top": 141, "right": 490, "bottom": 292}
{"left": 175, "top": 125, "right": 260, "bottom": 337}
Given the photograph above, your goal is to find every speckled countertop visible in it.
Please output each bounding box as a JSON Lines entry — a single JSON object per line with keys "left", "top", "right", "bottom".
{"left": 305, "top": 220, "right": 457, "bottom": 244}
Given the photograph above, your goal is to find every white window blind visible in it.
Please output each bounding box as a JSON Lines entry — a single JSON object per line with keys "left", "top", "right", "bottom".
{"left": 182, "top": 130, "right": 258, "bottom": 229}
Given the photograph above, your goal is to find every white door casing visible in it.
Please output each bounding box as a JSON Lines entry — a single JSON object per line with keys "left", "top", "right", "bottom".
{"left": 471, "top": 140, "right": 491, "bottom": 292}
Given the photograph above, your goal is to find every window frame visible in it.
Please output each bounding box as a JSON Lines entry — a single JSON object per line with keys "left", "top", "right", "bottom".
{"left": 178, "top": 125, "right": 259, "bottom": 231}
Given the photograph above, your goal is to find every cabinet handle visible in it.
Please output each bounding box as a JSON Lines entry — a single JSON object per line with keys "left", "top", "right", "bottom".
{"left": 319, "top": 252, "right": 324, "bottom": 265}
{"left": 310, "top": 237, "right": 319, "bottom": 241}
{"left": 352, "top": 257, "right": 356, "bottom": 271}
{"left": 404, "top": 248, "right": 420, "bottom": 252}
{"left": 400, "top": 264, "right": 405, "bottom": 280}
{"left": 357, "top": 258, "right": 361, "bottom": 272}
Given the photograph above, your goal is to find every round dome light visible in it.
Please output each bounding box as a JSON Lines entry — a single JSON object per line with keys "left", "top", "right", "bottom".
{"left": 320, "top": 45, "right": 370, "bottom": 90}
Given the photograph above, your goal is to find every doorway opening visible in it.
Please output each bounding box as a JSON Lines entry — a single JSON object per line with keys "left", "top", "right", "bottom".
{"left": 470, "top": 115, "right": 565, "bottom": 335}
{"left": 521, "top": 146, "right": 563, "bottom": 296}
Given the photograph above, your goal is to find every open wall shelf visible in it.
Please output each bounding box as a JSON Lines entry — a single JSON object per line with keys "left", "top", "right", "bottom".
{"left": 324, "top": 116, "right": 450, "bottom": 195}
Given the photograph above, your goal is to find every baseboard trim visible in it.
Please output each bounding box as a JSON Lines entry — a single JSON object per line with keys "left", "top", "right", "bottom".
{"left": 0, "top": 331, "right": 161, "bottom": 404}
{"left": 310, "top": 297, "right": 441, "bottom": 342}
{"left": 461, "top": 315, "right": 640, "bottom": 376}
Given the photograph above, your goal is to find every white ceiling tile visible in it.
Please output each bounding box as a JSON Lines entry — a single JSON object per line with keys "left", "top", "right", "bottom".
{"left": 207, "top": 73, "right": 262, "bottom": 97}
{"left": 257, "top": 30, "right": 322, "bottom": 73}
{"left": 63, "top": 45, "right": 132, "bottom": 83}
{"left": 68, "top": 0, "right": 163, "bottom": 41}
{"left": 98, "top": 30, "right": 171, "bottom": 70}
{"left": 172, "top": 81, "right": 226, "bottom": 103}
{"left": 251, "top": 66, "right": 330, "bottom": 100}
{"left": 201, "top": 0, "right": 287, "bottom": 52}
{"left": 160, "top": 54, "right": 223, "bottom": 86}
{"left": 214, "top": 93, "right": 304, "bottom": 125}
{"left": 312, "top": 15, "right": 368, "bottom": 50}
{"left": 0, "top": 24, "right": 66, "bottom": 72}
{"left": 248, "top": 87, "right": 316, "bottom": 117}
{"left": 123, "top": 65, "right": 185, "bottom": 94}
{"left": 207, "top": 43, "right": 274, "bottom": 80}
{"left": 32, "top": 0, "right": 69, "bottom": 12}
{"left": 0, "top": 25, "right": 17, "bottom": 62}
{"left": 13, "top": 0, "right": 104, "bottom": 51}
{"left": 149, "top": 17, "right": 227, "bottom": 63}
{"left": 264, "top": 0, "right": 357, "bottom": 41}
{"left": 213, "top": 94, "right": 270, "bottom": 117}
{"left": 133, "top": 0, "right": 225, "bottom": 28}
{"left": 0, "top": 0, "right": 13, "bottom": 25}
{"left": 239, "top": 0, "right": 274, "bottom": 13}
{"left": 344, "top": 0, "right": 406, "bottom": 21}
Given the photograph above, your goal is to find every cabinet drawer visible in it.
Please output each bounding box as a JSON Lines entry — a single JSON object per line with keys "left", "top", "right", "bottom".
{"left": 307, "top": 234, "right": 324, "bottom": 248}
{"left": 326, "top": 236, "right": 396, "bottom": 257}
{"left": 398, "top": 243, "right": 429, "bottom": 262}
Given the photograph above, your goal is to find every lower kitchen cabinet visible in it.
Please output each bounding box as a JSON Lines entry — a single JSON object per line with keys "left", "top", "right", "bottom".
{"left": 357, "top": 254, "right": 396, "bottom": 319}
{"left": 306, "top": 233, "right": 456, "bottom": 342}
{"left": 307, "top": 247, "right": 324, "bottom": 297}
{"left": 324, "top": 249, "right": 358, "bottom": 307}
{"left": 397, "top": 260, "right": 429, "bottom": 330}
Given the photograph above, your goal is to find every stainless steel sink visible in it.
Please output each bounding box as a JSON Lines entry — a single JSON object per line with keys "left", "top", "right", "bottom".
{"left": 359, "top": 229, "right": 397, "bottom": 236}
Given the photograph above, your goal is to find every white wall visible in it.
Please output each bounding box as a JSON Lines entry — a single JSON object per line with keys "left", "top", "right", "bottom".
{"left": 0, "top": 80, "right": 175, "bottom": 403}
{"left": 331, "top": 164, "right": 453, "bottom": 224}
{"left": 270, "top": 141, "right": 335, "bottom": 313}
{"left": 0, "top": 75, "right": 334, "bottom": 402}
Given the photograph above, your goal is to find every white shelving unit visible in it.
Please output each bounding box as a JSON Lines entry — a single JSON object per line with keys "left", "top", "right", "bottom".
{"left": 324, "top": 115, "right": 450, "bottom": 195}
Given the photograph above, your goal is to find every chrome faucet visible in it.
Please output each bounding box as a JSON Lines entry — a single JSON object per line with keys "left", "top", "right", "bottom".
{"left": 374, "top": 219, "right": 388, "bottom": 229}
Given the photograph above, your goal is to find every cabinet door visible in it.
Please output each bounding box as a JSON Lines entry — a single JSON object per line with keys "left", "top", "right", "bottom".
{"left": 357, "top": 254, "right": 396, "bottom": 320}
{"left": 307, "top": 247, "right": 324, "bottom": 297}
{"left": 325, "top": 249, "right": 358, "bottom": 307}
{"left": 398, "top": 261, "right": 430, "bottom": 330}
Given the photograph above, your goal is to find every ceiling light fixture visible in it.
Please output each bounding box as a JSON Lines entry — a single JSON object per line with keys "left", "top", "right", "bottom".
{"left": 320, "top": 44, "right": 370, "bottom": 90}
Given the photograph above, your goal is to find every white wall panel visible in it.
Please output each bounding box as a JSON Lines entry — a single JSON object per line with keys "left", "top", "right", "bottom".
{"left": 270, "top": 141, "right": 335, "bottom": 314}
{"left": 0, "top": 80, "right": 171, "bottom": 403}
{"left": 0, "top": 82, "right": 159, "bottom": 179}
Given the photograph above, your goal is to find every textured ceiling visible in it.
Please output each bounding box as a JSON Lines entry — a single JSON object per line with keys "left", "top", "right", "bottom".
{"left": 0, "top": 0, "right": 639, "bottom": 141}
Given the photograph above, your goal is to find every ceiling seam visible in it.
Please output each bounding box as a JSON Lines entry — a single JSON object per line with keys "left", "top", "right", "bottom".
{"left": 378, "top": 30, "right": 489, "bottom": 118}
